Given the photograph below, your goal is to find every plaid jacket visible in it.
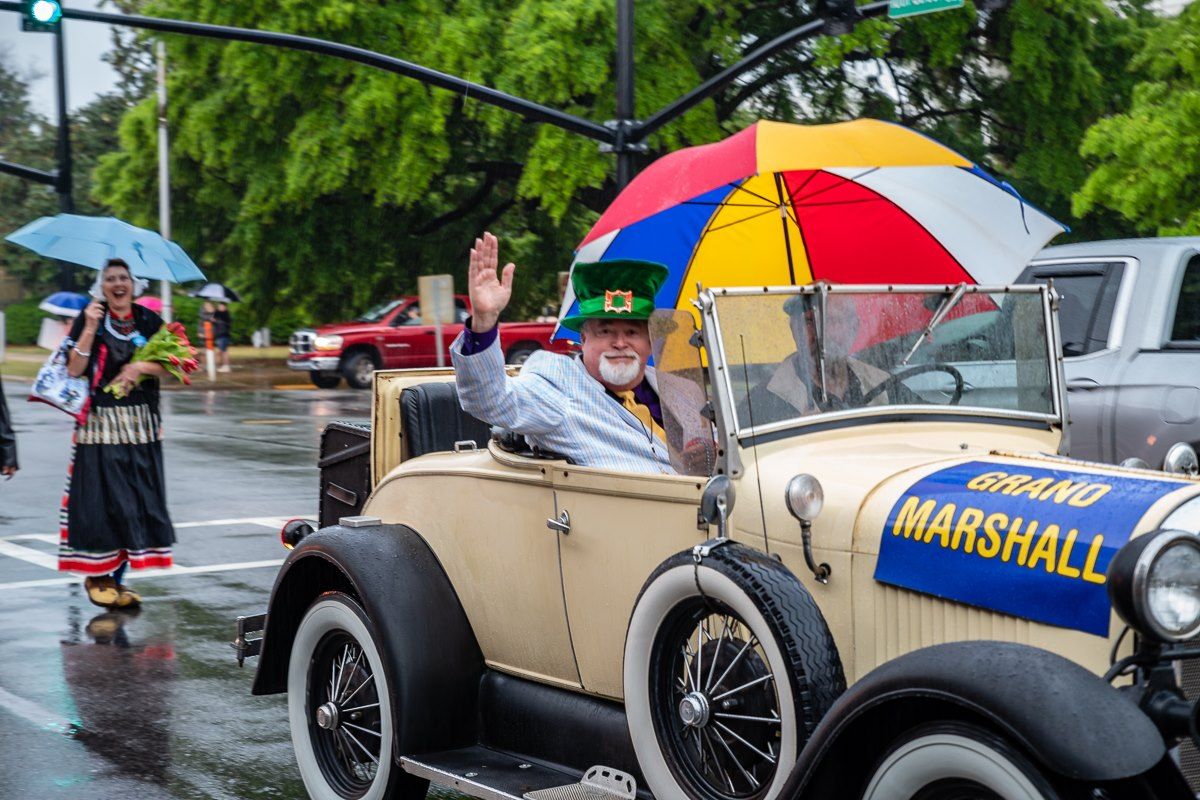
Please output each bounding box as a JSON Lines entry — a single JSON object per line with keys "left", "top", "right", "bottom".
{"left": 450, "top": 333, "right": 675, "bottom": 474}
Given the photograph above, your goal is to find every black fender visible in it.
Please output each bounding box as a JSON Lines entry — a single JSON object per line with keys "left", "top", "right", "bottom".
{"left": 251, "top": 523, "right": 483, "bottom": 757}
{"left": 783, "top": 640, "right": 1165, "bottom": 798}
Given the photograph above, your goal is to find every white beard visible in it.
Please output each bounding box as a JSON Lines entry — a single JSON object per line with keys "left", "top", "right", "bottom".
{"left": 598, "top": 351, "right": 642, "bottom": 386}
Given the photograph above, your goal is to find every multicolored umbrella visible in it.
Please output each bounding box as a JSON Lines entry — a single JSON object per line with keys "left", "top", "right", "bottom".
{"left": 555, "top": 119, "right": 1065, "bottom": 339}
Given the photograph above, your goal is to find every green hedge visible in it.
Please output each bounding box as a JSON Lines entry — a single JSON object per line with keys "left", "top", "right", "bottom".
{"left": 2, "top": 299, "right": 50, "bottom": 345}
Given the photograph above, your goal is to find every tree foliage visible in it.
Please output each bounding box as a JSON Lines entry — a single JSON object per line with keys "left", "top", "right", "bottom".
{"left": 81, "top": 0, "right": 1156, "bottom": 327}
{"left": 1075, "top": 2, "right": 1200, "bottom": 235}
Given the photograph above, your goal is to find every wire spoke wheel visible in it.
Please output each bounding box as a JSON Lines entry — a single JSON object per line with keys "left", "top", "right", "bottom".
{"left": 651, "top": 600, "right": 782, "bottom": 800}
{"left": 308, "top": 632, "right": 384, "bottom": 796}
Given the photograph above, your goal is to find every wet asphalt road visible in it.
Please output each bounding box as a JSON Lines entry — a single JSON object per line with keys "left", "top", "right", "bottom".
{"left": 0, "top": 382, "right": 464, "bottom": 799}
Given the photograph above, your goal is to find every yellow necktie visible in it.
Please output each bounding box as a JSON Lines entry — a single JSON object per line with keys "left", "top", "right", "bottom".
{"left": 617, "top": 390, "right": 667, "bottom": 442}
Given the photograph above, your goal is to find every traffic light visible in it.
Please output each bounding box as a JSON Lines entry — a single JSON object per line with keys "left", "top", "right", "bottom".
{"left": 21, "top": 0, "right": 63, "bottom": 33}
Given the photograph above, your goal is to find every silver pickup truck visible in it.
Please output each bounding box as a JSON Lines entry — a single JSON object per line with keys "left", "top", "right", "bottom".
{"left": 1020, "top": 238, "right": 1200, "bottom": 473}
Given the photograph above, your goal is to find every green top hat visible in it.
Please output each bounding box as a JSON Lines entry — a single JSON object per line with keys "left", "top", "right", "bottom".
{"left": 559, "top": 259, "right": 670, "bottom": 332}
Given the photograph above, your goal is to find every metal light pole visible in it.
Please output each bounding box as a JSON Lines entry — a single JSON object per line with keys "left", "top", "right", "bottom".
{"left": 53, "top": 13, "right": 74, "bottom": 290}
{"left": 613, "top": 0, "right": 635, "bottom": 189}
{"left": 156, "top": 40, "right": 173, "bottom": 322}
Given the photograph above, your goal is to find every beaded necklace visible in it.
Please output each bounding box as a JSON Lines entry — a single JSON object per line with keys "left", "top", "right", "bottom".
{"left": 104, "top": 310, "right": 137, "bottom": 341}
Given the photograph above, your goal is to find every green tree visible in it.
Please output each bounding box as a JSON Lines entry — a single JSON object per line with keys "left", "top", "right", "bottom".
{"left": 1074, "top": 2, "right": 1200, "bottom": 235}
{"left": 0, "top": 57, "right": 58, "bottom": 291}
{"left": 93, "top": 0, "right": 1156, "bottom": 330}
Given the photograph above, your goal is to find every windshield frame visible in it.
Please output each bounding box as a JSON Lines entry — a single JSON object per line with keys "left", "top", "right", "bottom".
{"left": 698, "top": 284, "right": 1066, "bottom": 477}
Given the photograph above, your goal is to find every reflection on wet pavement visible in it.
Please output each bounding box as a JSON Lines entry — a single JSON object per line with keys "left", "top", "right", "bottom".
{"left": 0, "top": 385, "right": 470, "bottom": 799}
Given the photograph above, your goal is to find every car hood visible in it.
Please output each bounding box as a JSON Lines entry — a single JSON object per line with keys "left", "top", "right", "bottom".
{"left": 739, "top": 425, "right": 1200, "bottom": 639}
{"left": 307, "top": 322, "right": 385, "bottom": 337}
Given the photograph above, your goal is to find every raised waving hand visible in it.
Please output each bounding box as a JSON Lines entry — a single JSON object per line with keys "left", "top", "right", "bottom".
{"left": 468, "top": 232, "right": 516, "bottom": 333}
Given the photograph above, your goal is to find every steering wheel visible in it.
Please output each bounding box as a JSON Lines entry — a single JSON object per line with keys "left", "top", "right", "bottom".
{"left": 860, "top": 363, "right": 965, "bottom": 406}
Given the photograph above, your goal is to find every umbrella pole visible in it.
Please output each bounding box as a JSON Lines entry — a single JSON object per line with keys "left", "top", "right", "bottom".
{"left": 773, "top": 173, "right": 797, "bottom": 285}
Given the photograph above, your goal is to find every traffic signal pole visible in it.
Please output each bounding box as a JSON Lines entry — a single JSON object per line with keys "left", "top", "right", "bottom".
{"left": 1, "top": 0, "right": 910, "bottom": 194}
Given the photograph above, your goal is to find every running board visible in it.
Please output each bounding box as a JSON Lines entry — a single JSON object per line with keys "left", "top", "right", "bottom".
{"left": 401, "top": 746, "right": 583, "bottom": 800}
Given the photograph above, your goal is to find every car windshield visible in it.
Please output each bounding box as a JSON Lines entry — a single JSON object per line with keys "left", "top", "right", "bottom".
{"left": 354, "top": 299, "right": 405, "bottom": 323}
{"left": 712, "top": 288, "right": 1055, "bottom": 433}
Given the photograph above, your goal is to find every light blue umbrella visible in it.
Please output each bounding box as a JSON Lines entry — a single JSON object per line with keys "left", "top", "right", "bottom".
{"left": 4, "top": 214, "right": 206, "bottom": 283}
{"left": 38, "top": 291, "right": 89, "bottom": 317}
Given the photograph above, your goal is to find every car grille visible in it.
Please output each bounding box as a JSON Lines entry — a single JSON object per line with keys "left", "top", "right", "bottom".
{"left": 290, "top": 330, "right": 316, "bottom": 355}
{"left": 1179, "top": 657, "right": 1200, "bottom": 791}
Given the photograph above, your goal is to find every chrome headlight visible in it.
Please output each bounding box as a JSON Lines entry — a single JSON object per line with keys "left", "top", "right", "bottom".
{"left": 313, "top": 334, "right": 344, "bottom": 351}
{"left": 785, "top": 474, "right": 824, "bottom": 523}
{"left": 1164, "top": 442, "right": 1199, "bottom": 477}
{"left": 1108, "top": 530, "right": 1200, "bottom": 642}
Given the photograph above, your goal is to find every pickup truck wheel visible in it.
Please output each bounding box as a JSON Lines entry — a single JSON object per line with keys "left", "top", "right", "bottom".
{"left": 310, "top": 372, "right": 342, "bottom": 389}
{"left": 505, "top": 343, "right": 541, "bottom": 365}
{"left": 861, "top": 722, "right": 1061, "bottom": 800}
{"left": 288, "top": 592, "right": 428, "bottom": 800}
{"left": 625, "top": 544, "right": 845, "bottom": 800}
{"left": 341, "top": 353, "right": 378, "bottom": 390}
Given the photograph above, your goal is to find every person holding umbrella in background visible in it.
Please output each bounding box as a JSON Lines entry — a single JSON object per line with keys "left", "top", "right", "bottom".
{"left": 191, "top": 282, "right": 239, "bottom": 374}
{"left": 214, "top": 302, "right": 232, "bottom": 373}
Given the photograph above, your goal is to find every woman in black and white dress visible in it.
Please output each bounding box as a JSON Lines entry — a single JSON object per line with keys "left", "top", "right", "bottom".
{"left": 60, "top": 259, "right": 176, "bottom": 608}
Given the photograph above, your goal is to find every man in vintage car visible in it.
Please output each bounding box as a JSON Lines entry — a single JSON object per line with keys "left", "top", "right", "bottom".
{"left": 741, "top": 292, "right": 934, "bottom": 425}
{"left": 451, "top": 231, "right": 687, "bottom": 473}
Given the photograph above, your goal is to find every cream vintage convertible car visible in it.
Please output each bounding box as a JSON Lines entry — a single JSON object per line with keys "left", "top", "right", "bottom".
{"left": 234, "top": 283, "right": 1200, "bottom": 800}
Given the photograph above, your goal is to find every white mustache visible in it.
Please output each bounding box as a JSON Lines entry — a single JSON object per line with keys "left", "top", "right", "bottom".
{"left": 602, "top": 350, "right": 639, "bottom": 363}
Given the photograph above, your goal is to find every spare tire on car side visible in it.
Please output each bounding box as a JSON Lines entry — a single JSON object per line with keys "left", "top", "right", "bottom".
{"left": 624, "top": 542, "right": 845, "bottom": 800}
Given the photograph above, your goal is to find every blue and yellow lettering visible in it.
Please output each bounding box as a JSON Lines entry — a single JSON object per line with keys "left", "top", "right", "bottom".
{"left": 951, "top": 507, "right": 985, "bottom": 553}
{"left": 1067, "top": 483, "right": 1112, "bottom": 508}
{"left": 924, "top": 503, "right": 956, "bottom": 547}
{"left": 1026, "top": 524, "right": 1060, "bottom": 573}
{"left": 978, "top": 512, "right": 1006, "bottom": 558}
{"left": 967, "top": 471, "right": 1006, "bottom": 491}
{"left": 1009, "top": 476, "right": 1054, "bottom": 499}
{"left": 1037, "top": 479, "right": 1083, "bottom": 504}
{"left": 1082, "top": 535, "right": 1107, "bottom": 584}
{"left": 1001, "top": 517, "right": 1036, "bottom": 564}
{"left": 893, "top": 496, "right": 936, "bottom": 539}
{"left": 1056, "top": 529, "right": 1082, "bottom": 578}
{"left": 992, "top": 474, "right": 1032, "bottom": 495}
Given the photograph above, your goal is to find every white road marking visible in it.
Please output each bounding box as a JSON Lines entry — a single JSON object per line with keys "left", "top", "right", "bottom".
{"left": 0, "top": 534, "right": 58, "bottom": 544}
{"left": 0, "top": 540, "right": 57, "bottom": 570}
{"left": 174, "top": 516, "right": 293, "bottom": 529}
{"left": 0, "top": 686, "right": 77, "bottom": 735}
{"left": 0, "top": 558, "right": 284, "bottom": 590}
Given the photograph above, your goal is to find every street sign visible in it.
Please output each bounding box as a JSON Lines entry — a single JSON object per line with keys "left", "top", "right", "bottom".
{"left": 888, "top": 0, "right": 964, "bottom": 19}
{"left": 418, "top": 274, "right": 455, "bottom": 325}
{"left": 418, "top": 274, "right": 455, "bottom": 367}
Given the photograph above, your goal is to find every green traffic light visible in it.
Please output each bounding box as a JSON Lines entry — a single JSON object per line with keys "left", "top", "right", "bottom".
{"left": 30, "top": 0, "right": 62, "bottom": 24}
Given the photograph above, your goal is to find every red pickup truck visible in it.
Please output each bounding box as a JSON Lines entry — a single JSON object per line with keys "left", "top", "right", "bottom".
{"left": 288, "top": 294, "right": 572, "bottom": 389}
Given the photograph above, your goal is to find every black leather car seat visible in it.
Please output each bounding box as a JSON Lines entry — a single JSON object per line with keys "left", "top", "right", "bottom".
{"left": 399, "top": 382, "right": 491, "bottom": 459}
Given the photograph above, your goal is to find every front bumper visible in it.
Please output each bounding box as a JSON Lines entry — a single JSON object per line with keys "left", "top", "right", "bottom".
{"left": 288, "top": 356, "right": 340, "bottom": 372}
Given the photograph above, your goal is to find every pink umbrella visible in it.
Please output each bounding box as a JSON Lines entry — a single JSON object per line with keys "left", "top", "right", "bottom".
{"left": 136, "top": 296, "right": 163, "bottom": 313}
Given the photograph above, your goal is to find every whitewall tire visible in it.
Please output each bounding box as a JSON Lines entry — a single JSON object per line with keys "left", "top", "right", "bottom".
{"left": 624, "top": 544, "right": 844, "bottom": 800}
{"left": 861, "top": 722, "right": 1061, "bottom": 800}
{"left": 288, "top": 592, "right": 422, "bottom": 800}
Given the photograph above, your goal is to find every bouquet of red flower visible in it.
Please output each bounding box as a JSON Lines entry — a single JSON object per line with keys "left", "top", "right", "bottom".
{"left": 105, "top": 321, "right": 200, "bottom": 399}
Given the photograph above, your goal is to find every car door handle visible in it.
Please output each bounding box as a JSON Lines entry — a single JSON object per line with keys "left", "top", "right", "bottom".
{"left": 546, "top": 510, "right": 571, "bottom": 535}
{"left": 1067, "top": 378, "right": 1100, "bottom": 390}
